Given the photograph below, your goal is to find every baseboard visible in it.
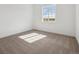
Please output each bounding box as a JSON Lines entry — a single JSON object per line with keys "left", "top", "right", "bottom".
{"left": 0, "top": 29, "right": 32, "bottom": 39}
{"left": 32, "top": 29, "right": 75, "bottom": 38}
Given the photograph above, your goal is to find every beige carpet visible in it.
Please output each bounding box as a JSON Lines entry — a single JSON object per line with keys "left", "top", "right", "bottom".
{"left": 0, "top": 29, "right": 78, "bottom": 54}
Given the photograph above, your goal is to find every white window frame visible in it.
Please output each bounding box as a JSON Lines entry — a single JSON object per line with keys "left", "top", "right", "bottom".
{"left": 42, "top": 4, "right": 56, "bottom": 22}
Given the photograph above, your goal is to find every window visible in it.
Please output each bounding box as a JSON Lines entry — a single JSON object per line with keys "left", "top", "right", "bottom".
{"left": 42, "top": 4, "right": 56, "bottom": 22}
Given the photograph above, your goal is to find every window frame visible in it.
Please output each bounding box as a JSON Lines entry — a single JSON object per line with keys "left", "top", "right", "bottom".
{"left": 42, "top": 4, "right": 56, "bottom": 22}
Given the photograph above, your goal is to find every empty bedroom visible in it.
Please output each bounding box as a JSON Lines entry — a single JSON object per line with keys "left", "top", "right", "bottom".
{"left": 0, "top": 4, "right": 79, "bottom": 54}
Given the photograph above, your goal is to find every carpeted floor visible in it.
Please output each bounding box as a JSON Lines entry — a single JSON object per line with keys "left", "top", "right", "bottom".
{"left": 0, "top": 29, "right": 79, "bottom": 54}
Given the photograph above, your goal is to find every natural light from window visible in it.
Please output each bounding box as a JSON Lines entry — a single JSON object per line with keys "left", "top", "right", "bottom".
{"left": 42, "top": 4, "right": 56, "bottom": 22}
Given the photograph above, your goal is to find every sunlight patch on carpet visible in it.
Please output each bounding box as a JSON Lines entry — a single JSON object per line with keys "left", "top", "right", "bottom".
{"left": 18, "top": 33, "right": 47, "bottom": 43}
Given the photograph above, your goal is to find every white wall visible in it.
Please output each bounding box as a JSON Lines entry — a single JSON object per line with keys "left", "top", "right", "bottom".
{"left": 76, "top": 5, "right": 79, "bottom": 44}
{"left": 0, "top": 4, "right": 33, "bottom": 38}
{"left": 0, "top": 4, "right": 76, "bottom": 38}
{"left": 33, "top": 4, "right": 75, "bottom": 36}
